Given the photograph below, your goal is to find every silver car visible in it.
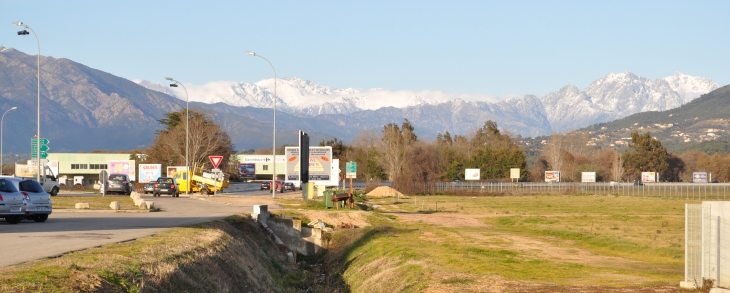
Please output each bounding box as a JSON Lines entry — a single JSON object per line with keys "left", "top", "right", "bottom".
{"left": 3, "top": 177, "right": 52, "bottom": 222}
{"left": 0, "top": 178, "right": 25, "bottom": 224}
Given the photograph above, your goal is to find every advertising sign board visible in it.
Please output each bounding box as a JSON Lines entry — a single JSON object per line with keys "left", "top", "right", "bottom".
{"left": 285, "top": 146, "right": 332, "bottom": 182}
{"left": 641, "top": 172, "right": 656, "bottom": 183}
{"left": 510, "top": 168, "right": 520, "bottom": 179}
{"left": 238, "top": 163, "right": 256, "bottom": 179}
{"left": 693, "top": 172, "right": 708, "bottom": 183}
{"left": 139, "top": 164, "right": 162, "bottom": 183}
{"left": 166, "top": 166, "right": 188, "bottom": 177}
{"left": 545, "top": 171, "right": 560, "bottom": 182}
{"left": 581, "top": 172, "right": 596, "bottom": 183}
{"left": 108, "top": 160, "right": 136, "bottom": 181}
{"left": 465, "top": 168, "right": 480, "bottom": 181}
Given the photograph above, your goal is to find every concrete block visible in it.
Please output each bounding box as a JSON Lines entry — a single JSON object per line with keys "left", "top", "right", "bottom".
{"left": 134, "top": 198, "right": 145, "bottom": 207}
{"left": 145, "top": 201, "right": 154, "bottom": 209}
{"left": 75, "top": 203, "right": 90, "bottom": 209}
{"left": 109, "top": 201, "right": 120, "bottom": 210}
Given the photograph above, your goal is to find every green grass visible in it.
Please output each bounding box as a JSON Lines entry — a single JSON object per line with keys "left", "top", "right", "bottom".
{"left": 314, "top": 194, "right": 695, "bottom": 291}
{"left": 52, "top": 196, "right": 138, "bottom": 210}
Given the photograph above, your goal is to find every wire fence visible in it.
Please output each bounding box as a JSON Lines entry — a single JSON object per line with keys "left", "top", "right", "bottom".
{"left": 395, "top": 182, "right": 730, "bottom": 199}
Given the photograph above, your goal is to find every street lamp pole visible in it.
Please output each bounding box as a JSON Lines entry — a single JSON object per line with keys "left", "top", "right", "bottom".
{"left": 165, "top": 77, "right": 189, "bottom": 196}
{"left": 245, "top": 51, "right": 277, "bottom": 198}
{"left": 13, "top": 21, "right": 41, "bottom": 182}
{"left": 0, "top": 107, "right": 18, "bottom": 174}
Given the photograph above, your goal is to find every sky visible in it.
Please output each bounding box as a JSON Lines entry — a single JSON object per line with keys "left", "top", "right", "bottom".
{"left": 1, "top": 0, "right": 729, "bottom": 98}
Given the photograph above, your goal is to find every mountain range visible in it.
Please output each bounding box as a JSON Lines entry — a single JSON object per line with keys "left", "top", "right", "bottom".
{"left": 139, "top": 71, "right": 718, "bottom": 136}
{"left": 0, "top": 46, "right": 721, "bottom": 154}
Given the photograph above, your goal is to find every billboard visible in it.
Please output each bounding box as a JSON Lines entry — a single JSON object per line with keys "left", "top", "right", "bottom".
{"left": 238, "top": 163, "right": 256, "bottom": 179}
{"left": 108, "top": 160, "right": 136, "bottom": 181}
{"left": 510, "top": 168, "right": 520, "bottom": 179}
{"left": 641, "top": 172, "right": 656, "bottom": 183}
{"left": 465, "top": 168, "right": 480, "bottom": 180}
{"left": 693, "top": 172, "right": 708, "bottom": 183}
{"left": 545, "top": 171, "right": 560, "bottom": 182}
{"left": 139, "top": 164, "right": 162, "bottom": 183}
{"left": 285, "top": 146, "right": 332, "bottom": 182}
{"left": 581, "top": 172, "right": 596, "bottom": 183}
{"left": 166, "top": 166, "right": 188, "bottom": 177}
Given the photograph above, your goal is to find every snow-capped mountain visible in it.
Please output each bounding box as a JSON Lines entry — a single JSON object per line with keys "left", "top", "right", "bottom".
{"left": 138, "top": 72, "right": 718, "bottom": 137}
{"left": 542, "top": 72, "right": 718, "bottom": 132}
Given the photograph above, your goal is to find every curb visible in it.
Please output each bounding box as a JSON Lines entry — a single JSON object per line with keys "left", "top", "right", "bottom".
{"left": 52, "top": 209, "right": 157, "bottom": 213}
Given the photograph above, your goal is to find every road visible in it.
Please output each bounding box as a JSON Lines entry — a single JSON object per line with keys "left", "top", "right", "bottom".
{"left": 0, "top": 190, "right": 293, "bottom": 268}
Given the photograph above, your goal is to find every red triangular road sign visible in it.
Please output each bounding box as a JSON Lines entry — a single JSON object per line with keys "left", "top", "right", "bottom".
{"left": 209, "top": 155, "right": 223, "bottom": 168}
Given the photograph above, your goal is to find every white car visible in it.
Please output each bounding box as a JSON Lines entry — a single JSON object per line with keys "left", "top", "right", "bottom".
{"left": 0, "top": 178, "right": 25, "bottom": 224}
{"left": 2, "top": 177, "right": 52, "bottom": 222}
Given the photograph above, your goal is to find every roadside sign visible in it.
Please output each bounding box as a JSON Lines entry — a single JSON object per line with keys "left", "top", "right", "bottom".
{"left": 30, "top": 137, "right": 50, "bottom": 159}
{"left": 209, "top": 156, "right": 223, "bottom": 168}
{"left": 346, "top": 161, "right": 356, "bottom": 179}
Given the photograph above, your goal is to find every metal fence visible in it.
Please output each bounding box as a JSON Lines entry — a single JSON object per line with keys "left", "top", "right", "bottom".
{"left": 683, "top": 202, "right": 730, "bottom": 289}
{"left": 430, "top": 182, "right": 730, "bottom": 199}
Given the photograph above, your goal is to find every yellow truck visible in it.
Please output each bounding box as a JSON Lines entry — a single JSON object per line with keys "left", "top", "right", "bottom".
{"left": 172, "top": 168, "right": 229, "bottom": 195}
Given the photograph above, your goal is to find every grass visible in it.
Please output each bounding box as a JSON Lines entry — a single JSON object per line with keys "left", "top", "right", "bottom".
{"left": 52, "top": 196, "right": 138, "bottom": 210}
{"left": 315, "top": 194, "right": 695, "bottom": 292}
{"left": 0, "top": 215, "right": 297, "bottom": 293}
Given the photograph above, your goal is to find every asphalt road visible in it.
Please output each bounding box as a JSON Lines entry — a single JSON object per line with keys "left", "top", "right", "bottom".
{"left": 0, "top": 192, "right": 273, "bottom": 268}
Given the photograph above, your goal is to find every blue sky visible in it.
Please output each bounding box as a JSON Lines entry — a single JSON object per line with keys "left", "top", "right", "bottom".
{"left": 1, "top": 0, "right": 728, "bottom": 97}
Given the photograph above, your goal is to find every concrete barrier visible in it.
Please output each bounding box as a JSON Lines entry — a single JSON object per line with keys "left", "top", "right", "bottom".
{"left": 75, "top": 203, "right": 90, "bottom": 209}
{"left": 109, "top": 201, "right": 120, "bottom": 210}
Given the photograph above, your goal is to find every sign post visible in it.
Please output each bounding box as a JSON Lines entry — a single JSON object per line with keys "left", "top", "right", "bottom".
{"left": 346, "top": 161, "right": 357, "bottom": 194}
{"left": 209, "top": 156, "right": 223, "bottom": 169}
{"left": 30, "top": 137, "right": 49, "bottom": 159}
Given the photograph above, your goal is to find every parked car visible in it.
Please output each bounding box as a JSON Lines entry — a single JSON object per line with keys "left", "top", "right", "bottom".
{"left": 143, "top": 182, "right": 155, "bottom": 194}
{"left": 106, "top": 173, "right": 132, "bottom": 195}
{"left": 153, "top": 177, "right": 179, "bottom": 197}
{"left": 274, "top": 180, "right": 284, "bottom": 192}
{"left": 261, "top": 181, "right": 271, "bottom": 190}
{"left": 283, "top": 182, "right": 296, "bottom": 192}
{"left": 2, "top": 177, "right": 52, "bottom": 222}
{"left": 0, "top": 178, "right": 25, "bottom": 224}
{"left": 633, "top": 181, "right": 644, "bottom": 186}
{"left": 609, "top": 181, "right": 620, "bottom": 187}
{"left": 711, "top": 180, "right": 720, "bottom": 183}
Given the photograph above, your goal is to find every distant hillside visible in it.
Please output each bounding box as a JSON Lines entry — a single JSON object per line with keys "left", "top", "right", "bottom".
{"left": 519, "top": 84, "right": 730, "bottom": 159}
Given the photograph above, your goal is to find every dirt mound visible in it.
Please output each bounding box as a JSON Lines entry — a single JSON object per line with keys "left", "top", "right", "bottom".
{"left": 367, "top": 186, "right": 406, "bottom": 198}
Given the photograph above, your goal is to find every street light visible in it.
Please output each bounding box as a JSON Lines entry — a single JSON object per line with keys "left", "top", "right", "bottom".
{"left": 165, "top": 77, "right": 189, "bottom": 196}
{"left": 13, "top": 21, "right": 41, "bottom": 182}
{"left": 245, "top": 51, "right": 277, "bottom": 198}
{"left": 0, "top": 107, "right": 18, "bottom": 174}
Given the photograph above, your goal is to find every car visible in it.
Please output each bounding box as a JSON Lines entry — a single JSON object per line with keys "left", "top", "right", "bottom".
{"left": 609, "top": 181, "right": 620, "bottom": 187}
{"left": 106, "top": 173, "right": 132, "bottom": 195}
{"left": 711, "top": 180, "right": 720, "bottom": 183}
{"left": 261, "top": 181, "right": 271, "bottom": 190}
{"left": 0, "top": 178, "right": 25, "bottom": 224}
{"left": 283, "top": 182, "right": 296, "bottom": 192}
{"left": 143, "top": 182, "right": 155, "bottom": 194}
{"left": 153, "top": 177, "right": 179, "bottom": 197}
{"left": 274, "top": 180, "right": 284, "bottom": 192}
{"left": 2, "top": 177, "right": 52, "bottom": 222}
{"left": 633, "top": 181, "right": 644, "bottom": 186}
{"left": 452, "top": 179, "right": 461, "bottom": 183}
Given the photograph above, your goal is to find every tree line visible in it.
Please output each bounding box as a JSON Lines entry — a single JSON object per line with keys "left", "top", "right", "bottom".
{"left": 128, "top": 110, "right": 729, "bottom": 188}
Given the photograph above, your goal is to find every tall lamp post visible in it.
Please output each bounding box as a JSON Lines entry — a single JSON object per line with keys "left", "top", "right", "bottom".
{"left": 0, "top": 107, "right": 18, "bottom": 174}
{"left": 12, "top": 21, "right": 41, "bottom": 182}
{"left": 245, "top": 51, "right": 277, "bottom": 198}
{"left": 165, "top": 77, "right": 189, "bottom": 196}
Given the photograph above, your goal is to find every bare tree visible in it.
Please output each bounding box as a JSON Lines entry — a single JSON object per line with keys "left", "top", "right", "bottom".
{"left": 146, "top": 109, "right": 236, "bottom": 175}
{"left": 543, "top": 134, "right": 565, "bottom": 172}
{"left": 381, "top": 119, "right": 417, "bottom": 182}
{"left": 611, "top": 152, "right": 624, "bottom": 182}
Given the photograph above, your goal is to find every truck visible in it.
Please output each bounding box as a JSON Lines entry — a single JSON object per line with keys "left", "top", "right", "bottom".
{"left": 14, "top": 161, "right": 61, "bottom": 196}
{"left": 172, "top": 167, "right": 229, "bottom": 195}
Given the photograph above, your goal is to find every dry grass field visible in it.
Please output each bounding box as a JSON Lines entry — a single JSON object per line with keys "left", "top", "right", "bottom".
{"left": 310, "top": 194, "right": 697, "bottom": 292}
